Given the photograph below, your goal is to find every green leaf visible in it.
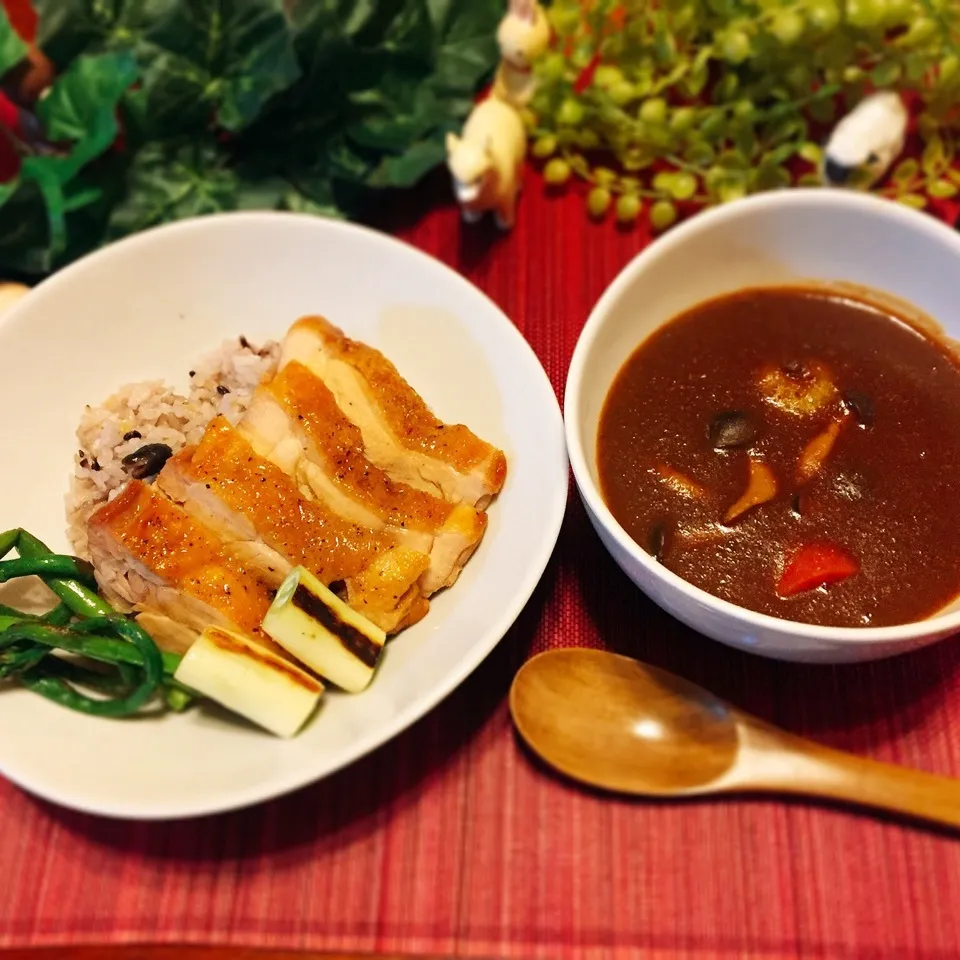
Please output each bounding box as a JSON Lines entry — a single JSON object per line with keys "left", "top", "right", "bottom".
{"left": 0, "top": 181, "right": 52, "bottom": 274}
{"left": 34, "top": 0, "right": 177, "bottom": 68}
{"left": 0, "top": 50, "right": 139, "bottom": 275}
{"left": 135, "top": 0, "right": 300, "bottom": 134}
{"left": 233, "top": 176, "right": 287, "bottom": 210}
{"left": 62, "top": 182, "right": 106, "bottom": 212}
{"left": 325, "top": 135, "right": 375, "bottom": 182}
{"left": 764, "top": 143, "right": 799, "bottom": 167}
{"left": 870, "top": 61, "right": 901, "bottom": 87}
{"left": 367, "top": 136, "right": 447, "bottom": 188}
{"left": 283, "top": 186, "right": 345, "bottom": 219}
{"left": 0, "top": 175, "right": 21, "bottom": 209}
{"left": 20, "top": 156, "right": 67, "bottom": 257}
{"left": 430, "top": 0, "right": 501, "bottom": 94}
{"left": 19, "top": 0, "right": 503, "bottom": 271}
{"left": 348, "top": 85, "right": 441, "bottom": 151}
{"left": 38, "top": 50, "right": 139, "bottom": 142}
{"left": 0, "top": 5, "right": 28, "bottom": 76}
{"left": 106, "top": 140, "right": 240, "bottom": 236}
{"left": 284, "top": 163, "right": 339, "bottom": 206}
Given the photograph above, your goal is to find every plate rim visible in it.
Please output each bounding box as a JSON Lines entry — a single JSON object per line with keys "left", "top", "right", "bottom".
{"left": 0, "top": 211, "right": 569, "bottom": 820}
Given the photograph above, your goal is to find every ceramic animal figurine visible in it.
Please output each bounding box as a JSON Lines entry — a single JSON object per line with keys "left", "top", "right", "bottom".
{"left": 822, "top": 92, "right": 909, "bottom": 189}
{"left": 491, "top": 0, "right": 551, "bottom": 107}
{"left": 446, "top": 97, "right": 527, "bottom": 229}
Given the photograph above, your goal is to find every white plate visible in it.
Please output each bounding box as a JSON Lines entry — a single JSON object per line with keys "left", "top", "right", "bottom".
{"left": 0, "top": 212, "right": 567, "bottom": 819}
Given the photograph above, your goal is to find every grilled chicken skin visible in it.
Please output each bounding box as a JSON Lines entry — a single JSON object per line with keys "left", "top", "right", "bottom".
{"left": 240, "top": 361, "right": 486, "bottom": 595}
{"left": 280, "top": 316, "right": 507, "bottom": 509}
{"left": 86, "top": 480, "right": 277, "bottom": 654}
{"left": 158, "top": 416, "right": 429, "bottom": 634}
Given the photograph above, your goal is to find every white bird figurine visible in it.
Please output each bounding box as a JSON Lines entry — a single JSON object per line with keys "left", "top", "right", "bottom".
{"left": 491, "top": 0, "right": 551, "bottom": 108}
{"left": 446, "top": 97, "right": 527, "bottom": 230}
{"left": 822, "top": 92, "right": 909, "bottom": 189}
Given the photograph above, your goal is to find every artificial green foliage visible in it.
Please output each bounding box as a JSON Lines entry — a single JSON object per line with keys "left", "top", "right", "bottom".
{"left": 0, "top": 0, "right": 503, "bottom": 275}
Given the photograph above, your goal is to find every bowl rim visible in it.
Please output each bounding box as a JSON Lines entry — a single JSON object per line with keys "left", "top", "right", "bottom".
{"left": 0, "top": 210, "right": 570, "bottom": 818}
{"left": 564, "top": 188, "right": 960, "bottom": 646}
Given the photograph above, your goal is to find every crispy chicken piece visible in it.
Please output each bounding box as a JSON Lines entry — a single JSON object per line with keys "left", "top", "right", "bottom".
{"left": 158, "top": 416, "right": 428, "bottom": 634}
{"left": 280, "top": 316, "right": 507, "bottom": 508}
{"left": 86, "top": 481, "right": 277, "bottom": 655}
{"left": 239, "top": 362, "right": 486, "bottom": 595}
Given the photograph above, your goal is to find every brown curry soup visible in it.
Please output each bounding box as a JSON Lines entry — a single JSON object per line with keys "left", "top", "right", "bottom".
{"left": 597, "top": 286, "right": 960, "bottom": 628}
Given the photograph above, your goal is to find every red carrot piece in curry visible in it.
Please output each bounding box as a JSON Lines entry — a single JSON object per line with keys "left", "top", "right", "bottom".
{"left": 777, "top": 541, "right": 859, "bottom": 597}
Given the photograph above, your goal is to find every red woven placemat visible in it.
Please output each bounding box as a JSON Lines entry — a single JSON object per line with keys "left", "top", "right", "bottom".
{"left": 3, "top": 177, "right": 960, "bottom": 960}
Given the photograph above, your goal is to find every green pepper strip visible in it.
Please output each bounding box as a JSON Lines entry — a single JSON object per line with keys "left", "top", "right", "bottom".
{"left": 0, "top": 621, "right": 181, "bottom": 674}
{"left": 42, "top": 603, "right": 72, "bottom": 626}
{"left": 3, "top": 619, "right": 163, "bottom": 718}
{"left": 0, "top": 643, "right": 47, "bottom": 678}
{"left": 0, "top": 555, "right": 99, "bottom": 586}
{"left": 0, "top": 600, "right": 71, "bottom": 623}
{"left": 41, "top": 657, "right": 133, "bottom": 696}
{"left": 0, "top": 529, "right": 19, "bottom": 561}
{"left": 16, "top": 531, "right": 113, "bottom": 618}
{"left": 0, "top": 602, "right": 30, "bottom": 619}
{"left": 18, "top": 671, "right": 150, "bottom": 719}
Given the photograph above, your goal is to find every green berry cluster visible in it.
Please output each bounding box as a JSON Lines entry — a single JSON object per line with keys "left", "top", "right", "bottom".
{"left": 528, "top": 0, "right": 960, "bottom": 231}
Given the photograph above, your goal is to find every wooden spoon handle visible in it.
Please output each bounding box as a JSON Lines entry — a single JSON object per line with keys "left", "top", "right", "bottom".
{"left": 739, "top": 720, "right": 960, "bottom": 829}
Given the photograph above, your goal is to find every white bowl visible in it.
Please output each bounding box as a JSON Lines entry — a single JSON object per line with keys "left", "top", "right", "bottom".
{"left": 566, "top": 189, "right": 960, "bottom": 664}
{"left": 0, "top": 212, "right": 568, "bottom": 818}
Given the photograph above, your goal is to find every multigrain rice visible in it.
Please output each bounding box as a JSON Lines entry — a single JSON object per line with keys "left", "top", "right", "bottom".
{"left": 67, "top": 337, "right": 279, "bottom": 558}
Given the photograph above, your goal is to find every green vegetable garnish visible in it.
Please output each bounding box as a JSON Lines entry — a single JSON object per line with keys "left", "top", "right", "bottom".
{"left": 5, "top": 619, "right": 163, "bottom": 717}
{"left": 0, "top": 529, "right": 19, "bottom": 561}
{"left": 0, "top": 554, "right": 98, "bottom": 587}
{"left": 0, "top": 529, "right": 183, "bottom": 720}
{"left": 16, "top": 529, "right": 116, "bottom": 618}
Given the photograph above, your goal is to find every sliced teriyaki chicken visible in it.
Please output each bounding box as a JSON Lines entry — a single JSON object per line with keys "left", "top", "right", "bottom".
{"left": 238, "top": 361, "right": 486, "bottom": 595}
{"left": 157, "top": 415, "right": 429, "bottom": 634}
{"left": 280, "top": 316, "right": 507, "bottom": 509}
{"left": 343, "top": 549, "right": 430, "bottom": 633}
{"left": 86, "top": 480, "right": 278, "bottom": 655}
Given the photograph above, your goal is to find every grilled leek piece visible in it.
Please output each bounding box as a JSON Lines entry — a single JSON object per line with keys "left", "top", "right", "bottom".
{"left": 174, "top": 626, "right": 324, "bottom": 738}
{"left": 262, "top": 566, "right": 386, "bottom": 692}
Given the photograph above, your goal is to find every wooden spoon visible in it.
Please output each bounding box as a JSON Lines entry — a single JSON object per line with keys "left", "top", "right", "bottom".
{"left": 510, "top": 648, "right": 960, "bottom": 829}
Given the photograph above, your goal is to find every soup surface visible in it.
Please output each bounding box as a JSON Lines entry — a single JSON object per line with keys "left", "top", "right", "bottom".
{"left": 597, "top": 287, "right": 960, "bottom": 628}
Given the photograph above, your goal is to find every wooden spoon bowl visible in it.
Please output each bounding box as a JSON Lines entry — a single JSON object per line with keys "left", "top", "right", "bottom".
{"left": 510, "top": 648, "right": 960, "bottom": 829}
